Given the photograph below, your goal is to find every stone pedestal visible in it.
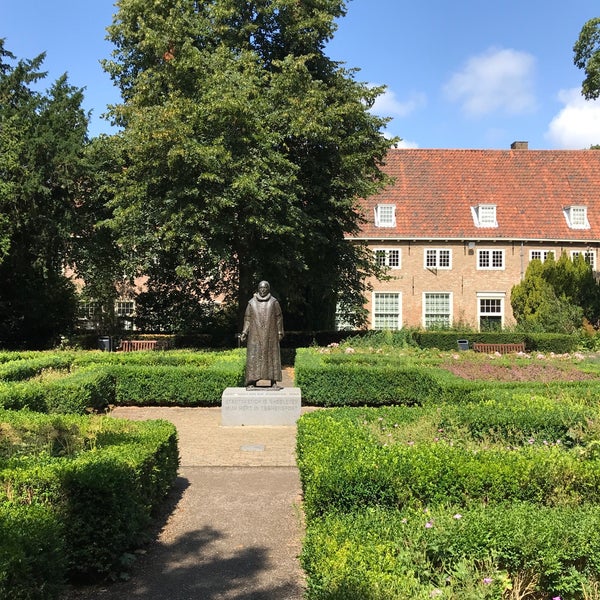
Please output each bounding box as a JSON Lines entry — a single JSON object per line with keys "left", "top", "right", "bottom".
{"left": 221, "top": 387, "right": 301, "bottom": 426}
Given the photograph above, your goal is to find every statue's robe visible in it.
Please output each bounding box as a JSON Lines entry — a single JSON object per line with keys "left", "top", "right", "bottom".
{"left": 242, "top": 293, "right": 283, "bottom": 385}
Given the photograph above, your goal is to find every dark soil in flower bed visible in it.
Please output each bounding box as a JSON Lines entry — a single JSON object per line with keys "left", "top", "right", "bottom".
{"left": 440, "top": 360, "right": 596, "bottom": 382}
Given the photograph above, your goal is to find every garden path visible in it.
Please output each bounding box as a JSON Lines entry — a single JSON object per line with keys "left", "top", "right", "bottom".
{"left": 64, "top": 369, "right": 313, "bottom": 600}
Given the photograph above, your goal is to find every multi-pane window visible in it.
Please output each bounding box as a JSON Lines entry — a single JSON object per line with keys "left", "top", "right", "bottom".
{"left": 478, "top": 295, "right": 504, "bottom": 331}
{"left": 115, "top": 300, "right": 135, "bottom": 331}
{"left": 372, "top": 292, "right": 402, "bottom": 330}
{"left": 472, "top": 204, "right": 498, "bottom": 228}
{"left": 425, "top": 248, "right": 451, "bottom": 269}
{"left": 374, "top": 248, "right": 401, "bottom": 269}
{"left": 477, "top": 249, "right": 504, "bottom": 269}
{"left": 78, "top": 301, "right": 99, "bottom": 320}
{"left": 530, "top": 250, "right": 554, "bottom": 263}
{"left": 115, "top": 300, "right": 135, "bottom": 317}
{"left": 571, "top": 250, "right": 596, "bottom": 270}
{"left": 565, "top": 206, "right": 589, "bottom": 229}
{"left": 423, "top": 293, "right": 452, "bottom": 329}
{"left": 375, "top": 204, "right": 396, "bottom": 227}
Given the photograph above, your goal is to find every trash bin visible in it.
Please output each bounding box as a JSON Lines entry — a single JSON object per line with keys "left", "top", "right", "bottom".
{"left": 98, "top": 336, "right": 112, "bottom": 352}
{"left": 457, "top": 339, "right": 469, "bottom": 351}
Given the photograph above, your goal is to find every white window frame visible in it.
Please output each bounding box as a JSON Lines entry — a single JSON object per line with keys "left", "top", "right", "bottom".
{"left": 424, "top": 248, "right": 452, "bottom": 270}
{"left": 374, "top": 248, "right": 401, "bottom": 270}
{"left": 571, "top": 250, "right": 596, "bottom": 270}
{"left": 477, "top": 249, "right": 505, "bottom": 270}
{"left": 471, "top": 204, "right": 498, "bottom": 228}
{"left": 423, "top": 292, "right": 453, "bottom": 329}
{"left": 115, "top": 300, "right": 135, "bottom": 317}
{"left": 564, "top": 206, "right": 590, "bottom": 230}
{"left": 372, "top": 292, "right": 402, "bottom": 330}
{"left": 374, "top": 204, "right": 396, "bottom": 228}
{"left": 529, "top": 250, "right": 555, "bottom": 263}
{"left": 477, "top": 292, "right": 505, "bottom": 331}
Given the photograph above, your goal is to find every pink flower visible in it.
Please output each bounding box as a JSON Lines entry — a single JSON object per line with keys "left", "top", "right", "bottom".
{"left": 483, "top": 577, "right": 493, "bottom": 585}
{"left": 425, "top": 521, "right": 434, "bottom": 529}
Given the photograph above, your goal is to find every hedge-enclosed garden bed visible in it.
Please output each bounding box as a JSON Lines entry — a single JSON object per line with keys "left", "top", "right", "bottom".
{"left": 0, "top": 348, "right": 245, "bottom": 598}
{"left": 297, "top": 344, "right": 600, "bottom": 599}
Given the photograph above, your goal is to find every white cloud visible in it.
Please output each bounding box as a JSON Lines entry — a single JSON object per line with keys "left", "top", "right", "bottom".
{"left": 371, "top": 87, "right": 427, "bottom": 118}
{"left": 545, "top": 88, "right": 600, "bottom": 149}
{"left": 444, "top": 47, "right": 537, "bottom": 117}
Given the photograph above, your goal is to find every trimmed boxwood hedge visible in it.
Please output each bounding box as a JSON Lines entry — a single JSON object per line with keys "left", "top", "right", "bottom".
{"left": 298, "top": 405, "right": 600, "bottom": 598}
{"left": 0, "top": 410, "right": 179, "bottom": 589}
{"left": 302, "top": 504, "right": 600, "bottom": 600}
{"left": 297, "top": 407, "right": 600, "bottom": 519}
{"left": 412, "top": 331, "right": 578, "bottom": 353}
{"left": 0, "top": 350, "right": 245, "bottom": 412}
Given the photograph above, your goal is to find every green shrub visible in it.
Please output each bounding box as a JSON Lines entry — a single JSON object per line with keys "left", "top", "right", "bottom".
{"left": 0, "top": 503, "right": 66, "bottom": 600}
{"left": 0, "top": 354, "right": 74, "bottom": 382}
{"left": 297, "top": 409, "right": 600, "bottom": 520}
{"left": 295, "top": 348, "right": 463, "bottom": 406}
{"left": 0, "top": 368, "right": 114, "bottom": 414}
{"left": 0, "top": 411, "right": 179, "bottom": 581}
{"left": 302, "top": 504, "right": 600, "bottom": 600}
{"left": 109, "top": 362, "right": 243, "bottom": 406}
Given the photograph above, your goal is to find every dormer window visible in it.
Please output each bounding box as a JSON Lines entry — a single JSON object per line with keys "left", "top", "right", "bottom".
{"left": 564, "top": 206, "right": 589, "bottom": 229}
{"left": 375, "top": 204, "right": 396, "bottom": 227}
{"left": 471, "top": 204, "right": 497, "bottom": 228}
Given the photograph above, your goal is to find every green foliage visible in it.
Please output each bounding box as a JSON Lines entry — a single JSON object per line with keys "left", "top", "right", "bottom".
{"left": 101, "top": 0, "right": 393, "bottom": 331}
{"left": 0, "top": 41, "right": 89, "bottom": 348}
{"left": 574, "top": 16, "right": 600, "bottom": 100}
{"left": 0, "top": 411, "right": 179, "bottom": 582}
{"left": 0, "top": 503, "right": 65, "bottom": 599}
{"left": 511, "top": 253, "right": 600, "bottom": 333}
{"left": 298, "top": 402, "right": 600, "bottom": 598}
{"left": 302, "top": 504, "right": 600, "bottom": 600}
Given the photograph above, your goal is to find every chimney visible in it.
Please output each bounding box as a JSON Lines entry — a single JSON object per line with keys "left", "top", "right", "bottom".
{"left": 511, "top": 141, "right": 528, "bottom": 150}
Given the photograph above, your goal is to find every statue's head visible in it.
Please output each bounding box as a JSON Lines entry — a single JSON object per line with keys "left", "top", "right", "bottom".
{"left": 257, "top": 281, "right": 270, "bottom": 297}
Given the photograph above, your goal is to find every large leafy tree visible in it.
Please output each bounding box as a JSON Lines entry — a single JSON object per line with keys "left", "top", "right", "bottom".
{"left": 102, "top": 0, "right": 392, "bottom": 330}
{"left": 0, "top": 41, "right": 88, "bottom": 347}
{"left": 574, "top": 17, "right": 600, "bottom": 99}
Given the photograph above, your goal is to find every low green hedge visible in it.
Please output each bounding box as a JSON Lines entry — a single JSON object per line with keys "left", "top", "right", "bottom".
{"left": 0, "top": 503, "right": 65, "bottom": 599}
{"left": 0, "top": 368, "right": 113, "bottom": 414}
{"left": 0, "top": 353, "right": 74, "bottom": 382}
{"left": 108, "top": 362, "right": 244, "bottom": 406}
{"left": 412, "top": 331, "right": 578, "bottom": 353}
{"left": 294, "top": 348, "right": 477, "bottom": 406}
{"left": 302, "top": 504, "right": 600, "bottom": 600}
{"left": 297, "top": 408, "right": 600, "bottom": 520}
{"left": 0, "top": 410, "right": 179, "bottom": 586}
{"left": 298, "top": 406, "right": 600, "bottom": 599}
{"left": 0, "top": 350, "right": 245, "bottom": 412}
{"left": 71, "top": 348, "right": 243, "bottom": 368}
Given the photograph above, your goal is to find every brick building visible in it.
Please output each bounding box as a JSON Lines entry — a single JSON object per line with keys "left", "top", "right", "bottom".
{"left": 349, "top": 143, "right": 600, "bottom": 331}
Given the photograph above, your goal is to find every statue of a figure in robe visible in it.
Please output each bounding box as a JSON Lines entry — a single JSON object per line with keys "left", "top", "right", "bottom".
{"left": 240, "top": 281, "right": 284, "bottom": 389}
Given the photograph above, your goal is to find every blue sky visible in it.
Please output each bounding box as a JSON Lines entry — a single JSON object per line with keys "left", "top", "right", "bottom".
{"left": 4, "top": 0, "right": 600, "bottom": 149}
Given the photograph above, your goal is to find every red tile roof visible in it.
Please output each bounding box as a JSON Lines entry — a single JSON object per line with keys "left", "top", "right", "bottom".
{"left": 355, "top": 148, "right": 600, "bottom": 242}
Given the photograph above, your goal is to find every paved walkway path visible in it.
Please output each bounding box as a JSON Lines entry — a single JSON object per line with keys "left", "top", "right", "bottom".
{"left": 65, "top": 377, "right": 311, "bottom": 599}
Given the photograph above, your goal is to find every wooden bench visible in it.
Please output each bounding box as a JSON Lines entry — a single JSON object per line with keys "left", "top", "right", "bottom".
{"left": 472, "top": 342, "right": 526, "bottom": 354}
{"left": 119, "top": 340, "right": 158, "bottom": 352}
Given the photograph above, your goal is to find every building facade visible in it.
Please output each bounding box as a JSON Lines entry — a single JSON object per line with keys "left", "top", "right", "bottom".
{"left": 350, "top": 144, "right": 600, "bottom": 330}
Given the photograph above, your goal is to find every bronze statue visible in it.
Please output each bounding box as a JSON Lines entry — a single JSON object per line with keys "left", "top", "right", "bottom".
{"left": 240, "top": 281, "right": 284, "bottom": 389}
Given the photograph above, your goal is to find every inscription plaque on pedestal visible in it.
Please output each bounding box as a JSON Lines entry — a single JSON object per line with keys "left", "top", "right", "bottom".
{"left": 221, "top": 387, "right": 301, "bottom": 426}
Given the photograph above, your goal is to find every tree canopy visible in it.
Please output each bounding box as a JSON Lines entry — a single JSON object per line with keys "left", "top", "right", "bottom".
{"left": 102, "top": 0, "right": 393, "bottom": 330}
{"left": 0, "top": 40, "right": 89, "bottom": 347}
{"left": 574, "top": 16, "right": 600, "bottom": 100}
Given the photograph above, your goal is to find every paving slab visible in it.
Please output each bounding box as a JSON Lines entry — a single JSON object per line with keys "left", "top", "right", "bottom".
{"left": 63, "top": 401, "right": 315, "bottom": 599}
